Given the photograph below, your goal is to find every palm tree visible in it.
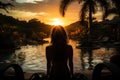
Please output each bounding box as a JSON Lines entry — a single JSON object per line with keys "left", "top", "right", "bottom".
{"left": 103, "top": 0, "right": 120, "bottom": 18}
{"left": 60, "top": 0, "right": 110, "bottom": 69}
{"left": 111, "top": 0, "right": 120, "bottom": 41}
{"left": 0, "top": 1, "right": 14, "bottom": 13}
{"left": 103, "top": 0, "right": 120, "bottom": 41}
{"left": 102, "top": 0, "right": 120, "bottom": 57}
{"left": 60, "top": 0, "right": 110, "bottom": 40}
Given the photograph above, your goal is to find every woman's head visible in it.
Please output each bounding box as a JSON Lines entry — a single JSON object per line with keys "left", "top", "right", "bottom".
{"left": 50, "top": 26, "right": 68, "bottom": 46}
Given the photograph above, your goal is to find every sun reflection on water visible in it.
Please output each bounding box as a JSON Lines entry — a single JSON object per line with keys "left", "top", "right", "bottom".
{"left": 10, "top": 39, "right": 116, "bottom": 72}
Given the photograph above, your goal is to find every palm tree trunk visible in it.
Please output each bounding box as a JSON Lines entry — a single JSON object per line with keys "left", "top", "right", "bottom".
{"left": 87, "top": 0, "right": 93, "bottom": 69}
{"left": 88, "top": 0, "right": 93, "bottom": 41}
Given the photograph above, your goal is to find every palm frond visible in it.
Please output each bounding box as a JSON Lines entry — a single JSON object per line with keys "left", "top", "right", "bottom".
{"left": 80, "top": 1, "right": 88, "bottom": 22}
{"left": 60, "top": 0, "right": 75, "bottom": 16}
{"left": 96, "top": 0, "right": 110, "bottom": 20}
{"left": 91, "top": 1, "right": 97, "bottom": 14}
{"left": 0, "top": 1, "right": 14, "bottom": 13}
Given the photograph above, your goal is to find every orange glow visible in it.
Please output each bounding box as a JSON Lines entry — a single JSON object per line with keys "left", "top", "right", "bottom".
{"left": 0, "top": 1, "right": 81, "bottom": 26}
{"left": 50, "top": 18, "right": 64, "bottom": 26}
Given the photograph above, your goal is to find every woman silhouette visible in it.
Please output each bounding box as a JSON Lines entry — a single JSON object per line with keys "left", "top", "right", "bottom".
{"left": 46, "top": 26, "right": 73, "bottom": 80}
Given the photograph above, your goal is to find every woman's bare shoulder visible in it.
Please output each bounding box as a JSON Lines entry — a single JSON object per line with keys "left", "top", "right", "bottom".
{"left": 46, "top": 45, "right": 53, "bottom": 49}
{"left": 66, "top": 44, "right": 73, "bottom": 49}
{"left": 67, "top": 44, "right": 72, "bottom": 47}
{"left": 46, "top": 45, "right": 53, "bottom": 54}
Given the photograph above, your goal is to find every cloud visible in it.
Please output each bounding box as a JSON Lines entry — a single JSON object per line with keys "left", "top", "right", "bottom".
{"left": 35, "top": 12, "right": 49, "bottom": 16}
{"left": 15, "top": 0, "right": 59, "bottom": 4}
{"left": 15, "top": 0, "right": 44, "bottom": 3}
{"left": 9, "top": 10, "right": 38, "bottom": 20}
{"left": 0, "top": 0, "right": 10, "bottom": 3}
{"left": 0, "top": 0, "right": 80, "bottom": 25}
{"left": 10, "top": 0, "right": 59, "bottom": 13}
{"left": 2, "top": 9, "right": 50, "bottom": 22}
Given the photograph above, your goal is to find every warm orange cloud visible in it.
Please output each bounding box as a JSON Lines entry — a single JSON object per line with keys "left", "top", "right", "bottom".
{"left": 0, "top": 0, "right": 107, "bottom": 26}
{"left": 0, "top": 0, "right": 81, "bottom": 26}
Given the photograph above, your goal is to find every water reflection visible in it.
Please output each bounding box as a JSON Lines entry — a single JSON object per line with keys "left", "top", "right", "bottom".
{"left": 9, "top": 40, "right": 116, "bottom": 72}
{"left": 10, "top": 52, "right": 25, "bottom": 65}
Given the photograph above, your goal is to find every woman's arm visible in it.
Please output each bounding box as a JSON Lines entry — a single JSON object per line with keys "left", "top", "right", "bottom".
{"left": 68, "top": 45, "right": 73, "bottom": 77}
{"left": 46, "top": 46, "right": 51, "bottom": 76}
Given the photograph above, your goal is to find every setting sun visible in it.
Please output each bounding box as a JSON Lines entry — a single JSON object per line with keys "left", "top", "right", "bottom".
{"left": 51, "top": 18, "right": 64, "bottom": 26}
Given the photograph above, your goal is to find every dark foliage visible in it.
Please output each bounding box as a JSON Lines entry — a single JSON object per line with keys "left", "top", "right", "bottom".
{"left": 0, "top": 13, "right": 52, "bottom": 49}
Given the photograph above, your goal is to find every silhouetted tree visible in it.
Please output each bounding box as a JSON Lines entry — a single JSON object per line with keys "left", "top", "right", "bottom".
{"left": 60, "top": 0, "right": 111, "bottom": 69}
{"left": 103, "top": 0, "right": 120, "bottom": 41}
{"left": 0, "top": 1, "right": 14, "bottom": 13}
{"left": 60, "top": 0, "right": 110, "bottom": 39}
{"left": 0, "top": 14, "right": 52, "bottom": 46}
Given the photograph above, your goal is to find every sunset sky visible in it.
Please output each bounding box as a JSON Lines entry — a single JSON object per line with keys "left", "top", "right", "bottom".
{"left": 0, "top": 0, "right": 104, "bottom": 26}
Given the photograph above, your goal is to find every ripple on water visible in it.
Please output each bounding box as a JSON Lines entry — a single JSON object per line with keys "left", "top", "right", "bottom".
{"left": 10, "top": 40, "right": 116, "bottom": 72}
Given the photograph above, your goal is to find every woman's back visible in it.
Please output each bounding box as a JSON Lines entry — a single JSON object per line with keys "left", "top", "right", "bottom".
{"left": 46, "top": 44, "right": 73, "bottom": 80}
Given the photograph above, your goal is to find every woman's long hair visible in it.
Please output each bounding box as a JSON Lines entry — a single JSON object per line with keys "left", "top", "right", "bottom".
{"left": 51, "top": 26, "right": 68, "bottom": 46}
{"left": 50, "top": 26, "right": 68, "bottom": 55}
